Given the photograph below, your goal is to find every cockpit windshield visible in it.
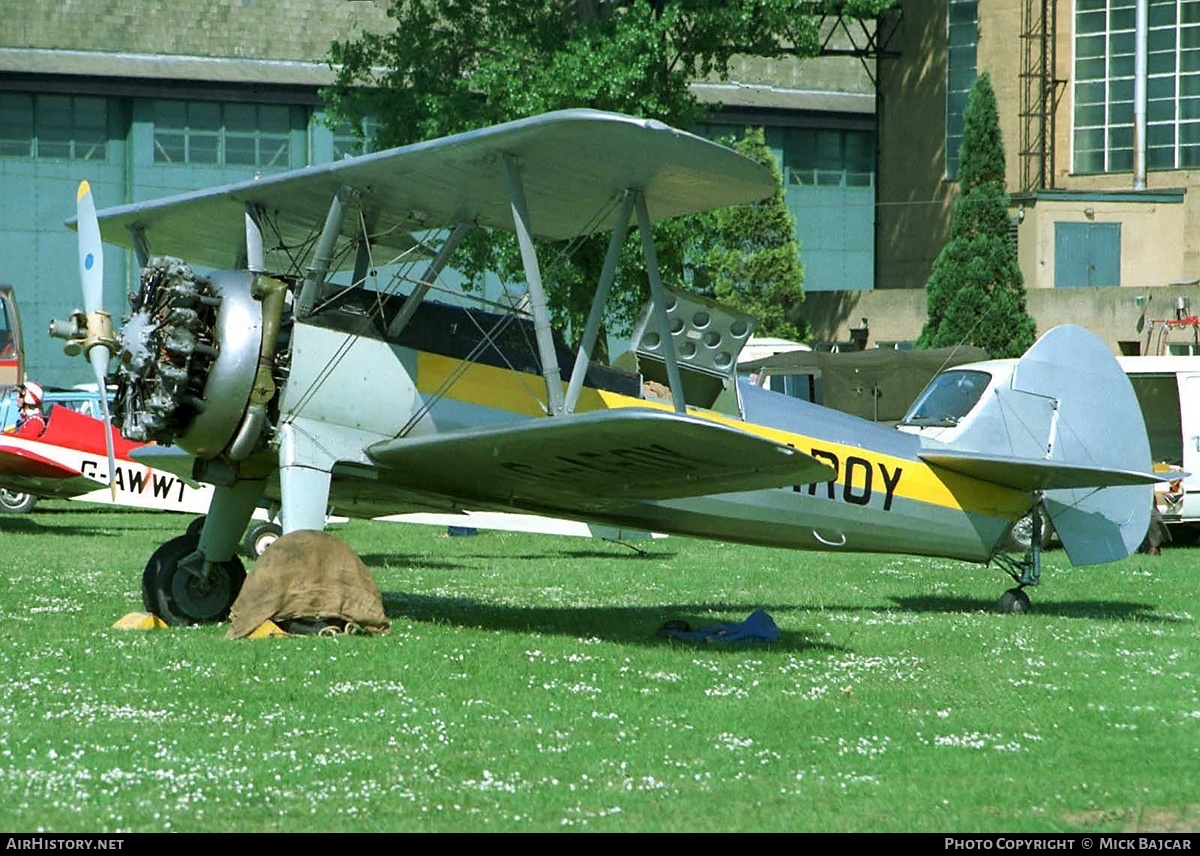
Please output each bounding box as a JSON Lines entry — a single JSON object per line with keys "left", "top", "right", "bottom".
{"left": 900, "top": 369, "right": 991, "bottom": 427}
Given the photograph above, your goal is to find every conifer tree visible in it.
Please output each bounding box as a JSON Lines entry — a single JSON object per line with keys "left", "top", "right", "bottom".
{"left": 917, "top": 72, "right": 1036, "bottom": 358}
{"left": 694, "top": 128, "right": 807, "bottom": 342}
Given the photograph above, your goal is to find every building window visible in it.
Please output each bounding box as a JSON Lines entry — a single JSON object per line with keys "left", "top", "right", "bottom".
{"left": 946, "top": 0, "right": 979, "bottom": 179}
{"left": 152, "top": 100, "right": 293, "bottom": 167}
{"left": 1074, "top": 0, "right": 1200, "bottom": 173}
{"left": 331, "top": 116, "right": 378, "bottom": 160}
{"left": 0, "top": 93, "right": 107, "bottom": 160}
{"left": 785, "top": 128, "right": 876, "bottom": 188}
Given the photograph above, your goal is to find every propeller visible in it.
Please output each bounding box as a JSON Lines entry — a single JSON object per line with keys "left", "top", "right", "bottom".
{"left": 75, "top": 181, "right": 118, "bottom": 500}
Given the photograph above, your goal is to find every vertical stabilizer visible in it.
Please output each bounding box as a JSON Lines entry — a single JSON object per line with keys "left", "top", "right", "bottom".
{"left": 1010, "top": 326, "right": 1152, "bottom": 564}
{"left": 920, "top": 325, "right": 1155, "bottom": 565}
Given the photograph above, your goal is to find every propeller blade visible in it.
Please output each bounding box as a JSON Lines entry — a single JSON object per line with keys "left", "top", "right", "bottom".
{"left": 76, "top": 180, "right": 103, "bottom": 315}
{"left": 90, "top": 345, "right": 116, "bottom": 500}
{"left": 78, "top": 180, "right": 115, "bottom": 498}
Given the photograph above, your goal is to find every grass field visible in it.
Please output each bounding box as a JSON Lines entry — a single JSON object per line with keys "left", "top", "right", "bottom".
{"left": 0, "top": 501, "right": 1196, "bottom": 832}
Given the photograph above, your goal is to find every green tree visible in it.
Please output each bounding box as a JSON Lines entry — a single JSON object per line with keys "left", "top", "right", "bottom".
{"left": 917, "top": 72, "right": 1036, "bottom": 358}
{"left": 693, "top": 128, "right": 807, "bottom": 341}
{"left": 325, "top": 1, "right": 893, "bottom": 344}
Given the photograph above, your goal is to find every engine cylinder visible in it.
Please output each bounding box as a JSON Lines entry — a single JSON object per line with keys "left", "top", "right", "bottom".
{"left": 115, "top": 259, "right": 264, "bottom": 460}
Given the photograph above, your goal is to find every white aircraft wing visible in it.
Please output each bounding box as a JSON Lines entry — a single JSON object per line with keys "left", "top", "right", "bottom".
{"left": 68, "top": 109, "right": 775, "bottom": 270}
{"left": 366, "top": 408, "right": 835, "bottom": 508}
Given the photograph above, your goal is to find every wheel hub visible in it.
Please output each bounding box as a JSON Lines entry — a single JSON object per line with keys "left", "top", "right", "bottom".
{"left": 169, "top": 563, "right": 234, "bottom": 623}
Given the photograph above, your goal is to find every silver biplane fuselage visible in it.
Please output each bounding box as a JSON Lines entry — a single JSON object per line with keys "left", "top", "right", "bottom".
{"left": 58, "top": 110, "right": 1156, "bottom": 625}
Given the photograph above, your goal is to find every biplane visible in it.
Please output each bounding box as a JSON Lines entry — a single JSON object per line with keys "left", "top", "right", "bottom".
{"left": 55, "top": 109, "right": 1157, "bottom": 625}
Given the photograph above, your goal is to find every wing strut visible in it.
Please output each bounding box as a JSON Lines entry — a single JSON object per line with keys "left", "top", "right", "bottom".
{"left": 564, "top": 191, "right": 634, "bottom": 414}
{"left": 350, "top": 214, "right": 375, "bottom": 288}
{"left": 505, "top": 155, "right": 567, "bottom": 416}
{"left": 636, "top": 191, "right": 686, "bottom": 413}
{"left": 129, "top": 225, "right": 150, "bottom": 268}
{"left": 244, "top": 203, "right": 265, "bottom": 273}
{"left": 386, "top": 222, "right": 474, "bottom": 339}
{"left": 296, "top": 185, "right": 356, "bottom": 319}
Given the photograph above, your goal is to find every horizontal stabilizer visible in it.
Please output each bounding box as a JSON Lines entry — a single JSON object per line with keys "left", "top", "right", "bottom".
{"left": 367, "top": 408, "right": 834, "bottom": 506}
{"left": 920, "top": 450, "right": 1161, "bottom": 491}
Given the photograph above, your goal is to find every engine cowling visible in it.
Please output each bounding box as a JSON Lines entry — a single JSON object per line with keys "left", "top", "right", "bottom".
{"left": 115, "top": 258, "right": 265, "bottom": 460}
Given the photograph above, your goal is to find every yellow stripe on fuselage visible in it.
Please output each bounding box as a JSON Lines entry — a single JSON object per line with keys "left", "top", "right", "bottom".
{"left": 414, "top": 352, "right": 1029, "bottom": 520}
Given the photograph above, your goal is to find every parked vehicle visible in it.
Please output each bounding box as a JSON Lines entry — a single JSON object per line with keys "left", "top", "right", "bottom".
{"left": 1117, "top": 356, "right": 1200, "bottom": 541}
{"left": 0, "top": 286, "right": 23, "bottom": 388}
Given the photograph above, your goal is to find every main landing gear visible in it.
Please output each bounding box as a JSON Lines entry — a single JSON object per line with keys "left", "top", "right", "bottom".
{"left": 143, "top": 512, "right": 283, "bottom": 625}
{"left": 142, "top": 530, "right": 246, "bottom": 626}
{"left": 992, "top": 501, "right": 1045, "bottom": 615}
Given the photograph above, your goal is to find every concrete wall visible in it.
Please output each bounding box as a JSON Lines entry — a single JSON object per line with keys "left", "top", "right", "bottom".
{"left": 803, "top": 281, "right": 1200, "bottom": 357}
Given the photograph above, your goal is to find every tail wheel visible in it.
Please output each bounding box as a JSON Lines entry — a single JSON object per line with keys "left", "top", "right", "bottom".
{"left": 0, "top": 490, "right": 37, "bottom": 513}
{"left": 242, "top": 521, "right": 283, "bottom": 559}
{"left": 1003, "top": 507, "right": 1053, "bottom": 553}
{"left": 997, "top": 587, "right": 1032, "bottom": 615}
{"left": 142, "top": 532, "right": 246, "bottom": 626}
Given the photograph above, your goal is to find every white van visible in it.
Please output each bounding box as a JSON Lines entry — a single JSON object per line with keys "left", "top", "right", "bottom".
{"left": 1117, "top": 356, "right": 1200, "bottom": 538}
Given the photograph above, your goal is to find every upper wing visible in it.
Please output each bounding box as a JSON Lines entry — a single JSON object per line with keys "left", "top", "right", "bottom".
{"left": 366, "top": 408, "right": 834, "bottom": 508}
{"left": 70, "top": 109, "right": 776, "bottom": 270}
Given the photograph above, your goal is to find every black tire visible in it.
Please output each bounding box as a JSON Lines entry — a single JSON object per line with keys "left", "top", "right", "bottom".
{"left": 142, "top": 531, "right": 198, "bottom": 617}
{"left": 185, "top": 515, "right": 206, "bottom": 539}
{"left": 142, "top": 533, "right": 245, "bottom": 626}
{"left": 997, "top": 587, "right": 1032, "bottom": 615}
{"left": 1166, "top": 522, "right": 1199, "bottom": 545}
{"left": 0, "top": 489, "right": 37, "bottom": 514}
{"left": 242, "top": 521, "right": 283, "bottom": 559}
{"left": 1003, "top": 508, "right": 1053, "bottom": 553}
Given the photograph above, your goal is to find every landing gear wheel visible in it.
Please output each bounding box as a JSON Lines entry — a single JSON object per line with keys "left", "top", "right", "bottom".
{"left": 185, "top": 515, "right": 206, "bottom": 539}
{"left": 1003, "top": 508, "right": 1052, "bottom": 553}
{"left": 0, "top": 490, "right": 37, "bottom": 513}
{"left": 997, "top": 587, "right": 1031, "bottom": 615}
{"left": 142, "top": 533, "right": 246, "bottom": 625}
{"left": 242, "top": 521, "right": 283, "bottom": 559}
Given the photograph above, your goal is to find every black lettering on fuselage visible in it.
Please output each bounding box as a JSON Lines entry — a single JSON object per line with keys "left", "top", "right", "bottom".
{"left": 877, "top": 462, "right": 903, "bottom": 511}
{"left": 127, "top": 468, "right": 147, "bottom": 493}
{"left": 804, "top": 449, "right": 840, "bottom": 499}
{"left": 77, "top": 458, "right": 188, "bottom": 504}
{"left": 152, "top": 471, "right": 180, "bottom": 501}
{"left": 843, "top": 456, "right": 872, "bottom": 506}
{"left": 793, "top": 447, "right": 904, "bottom": 512}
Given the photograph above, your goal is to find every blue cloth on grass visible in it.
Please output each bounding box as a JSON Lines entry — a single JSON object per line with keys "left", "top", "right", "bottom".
{"left": 657, "top": 609, "right": 780, "bottom": 644}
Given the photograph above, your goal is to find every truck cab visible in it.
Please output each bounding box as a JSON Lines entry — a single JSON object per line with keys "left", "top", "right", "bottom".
{"left": 1116, "top": 356, "right": 1200, "bottom": 538}
{"left": 0, "top": 286, "right": 23, "bottom": 388}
